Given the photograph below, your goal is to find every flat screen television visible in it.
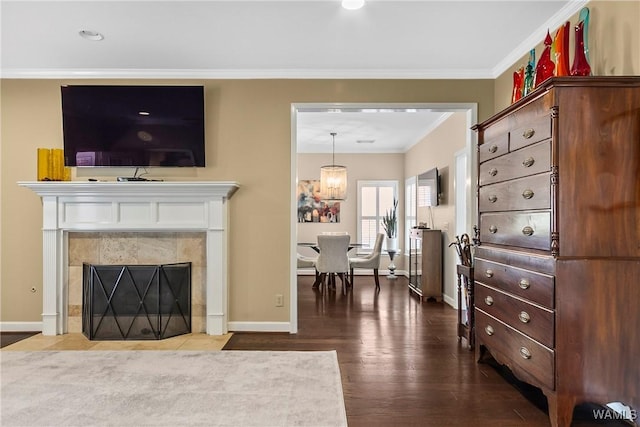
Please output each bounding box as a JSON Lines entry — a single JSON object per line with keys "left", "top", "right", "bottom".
{"left": 417, "top": 167, "right": 440, "bottom": 207}
{"left": 61, "top": 85, "right": 205, "bottom": 167}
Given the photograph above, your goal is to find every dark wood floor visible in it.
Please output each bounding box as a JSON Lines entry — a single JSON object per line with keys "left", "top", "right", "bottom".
{"left": 224, "top": 275, "right": 630, "bottom": 427}
{"left": 1, "top": 275, "right": 629, "bottom": 426}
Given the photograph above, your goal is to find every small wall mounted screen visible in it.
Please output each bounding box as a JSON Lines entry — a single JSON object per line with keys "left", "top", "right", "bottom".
{"left": 417, "top": 167, "right": 440, "bottom": 207}
{"left": 61, "top": 85, "right": 205, "bottom": 167}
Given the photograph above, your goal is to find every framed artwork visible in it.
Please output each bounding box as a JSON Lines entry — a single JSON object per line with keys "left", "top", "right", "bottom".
{"left": 297, "top": 180, "right": 340, "bottom": 223}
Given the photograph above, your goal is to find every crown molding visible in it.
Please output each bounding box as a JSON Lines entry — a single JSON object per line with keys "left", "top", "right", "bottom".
{"left": 0, "top": 67, "right": 496, "bottom": 80}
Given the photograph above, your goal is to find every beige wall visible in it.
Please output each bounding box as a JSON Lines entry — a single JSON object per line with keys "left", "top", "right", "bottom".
{"left": 404, "top": 112, "right": 468, "bottom": 302}
{"left": 1, "top": 78, "right": 494, "bottom": 325}
{"left": 495, "top": 0, "right": 640, "bottom": 110}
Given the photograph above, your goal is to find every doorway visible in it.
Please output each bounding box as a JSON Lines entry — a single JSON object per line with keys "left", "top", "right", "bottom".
{"left": 290, "top": 103, "right": 477, "bottom": 333}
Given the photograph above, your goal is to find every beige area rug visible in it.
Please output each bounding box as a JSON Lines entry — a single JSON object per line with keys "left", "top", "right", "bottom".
{"left": 1, "top": 350, "right": 348, "bottom": 427}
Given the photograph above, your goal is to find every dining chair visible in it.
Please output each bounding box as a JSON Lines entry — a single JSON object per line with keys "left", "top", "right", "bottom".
{"left": 349, "top": 233, "right": 384, "bottom": 291}
{"left": 315, "top": 234, "right": 351, "bottom": 293}
{"left": 297, "top": 253, "right": 319, "bottom": 283}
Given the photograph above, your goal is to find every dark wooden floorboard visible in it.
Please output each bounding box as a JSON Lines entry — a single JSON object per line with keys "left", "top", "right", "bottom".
{"left": 1, "top": 275, "right": 627, "bottom": 426}
{"left": 224, "top": 275, "right": 629, "bottom": 427}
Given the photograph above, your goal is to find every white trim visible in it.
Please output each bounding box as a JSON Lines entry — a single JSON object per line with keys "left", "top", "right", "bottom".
{"left": 0, "top": 322, "right": 43, "bottom": 332}
{"left": 0, "top": 68, "right": 496, "bottom": 80}
{"left": 443, "top": 294, "right": 456, "bottom": 310}
{"left": 227, "top": 321, "right": 291, "bottom": 333}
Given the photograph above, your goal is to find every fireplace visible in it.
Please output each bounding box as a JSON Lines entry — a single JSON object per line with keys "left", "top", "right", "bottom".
{"left": 19, "top": 181, "right": 239, "bottom": 336}
{"left": 83, "top": 262, "right": 191, "bottom": 340}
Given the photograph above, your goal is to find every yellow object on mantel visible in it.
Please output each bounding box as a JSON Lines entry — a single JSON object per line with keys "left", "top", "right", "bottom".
{"left": 37, "top": 148, "right": 70, "bottom": 181}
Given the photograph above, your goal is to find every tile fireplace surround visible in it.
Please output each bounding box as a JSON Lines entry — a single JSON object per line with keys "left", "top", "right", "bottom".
{"left": 19, "top": 181, "right": 239, "bottom": 336}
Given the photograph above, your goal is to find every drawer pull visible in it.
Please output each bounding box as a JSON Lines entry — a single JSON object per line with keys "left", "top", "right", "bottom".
{"left": 489, "top": 168, "right": 498, "bottom": 177}
{"left": 485, "top": 269, "right": 494, "bottom": 278}
{"left": 488, "top": 194, "right": 498, "bottom": 203}
{"left": 485, "top": 325, "right": 495, "bottom": 336}
{"left": 522, "top": 226, "right": 534, "bottom": 236}
{"left": 518, "top": 311, "right": 531, "bottom": 323}
{"left": 522, "top": 128, "right": 535, "bottom": 139}
{"left": 484, "top": 296, "right": 494, "bottom": 306}
{"left": 489, "top": 225, "right": 498, "bottom": 234}
{"left": 522, "top": 157, "right": 535, "bottom": 168}
{"left": 489, "top": 144, "right": 498, "bottom": 153}
{"left": 522, "top": 189, "right": 534, "bottom": 199}
{"left": 519, "top": 346, "right": 532, "bottom": 360}
{"left": 519, "top": 279, "right": 530, "bottom": 290}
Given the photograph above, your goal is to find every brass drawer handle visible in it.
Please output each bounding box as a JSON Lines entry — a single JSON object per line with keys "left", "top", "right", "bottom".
{"left": 489, "top": 168, "right": 498, "bottom": 177}
{"left": 522, "top": 157, "right": 535, "bottom": 167}
{"left": 518, "top": 311, "right": 531, "bottom": 323}
{"left": 489, "top": 144, "right": 498, "bottom": 153}
{"left": 522, "top": 189, "right": 534, "bottom": 199}
{"left": 522, "top": 226, "right": 534, "bottom": 236}
{"left": 523, "top": 128, "right": 535, "bottom": 139}
{"left": 488, "top": 195, "right": 498, "bottom": 203}
{"left": 519, "top": 279, "right": 530, "bottom": 290}
{"left": 485, "top": 269, "right": 494, "bottom": 278}
{"left": 519, "top": 346, "right": 532, "bottom": 359}
{"left": 489, "top": 225, "right": 498, "bottom": 234}
{"left": 485, "top": 325, "right": 494, "bottom": 336}
{"left": 484, "top": 296, "right": 494, "bottom": 306}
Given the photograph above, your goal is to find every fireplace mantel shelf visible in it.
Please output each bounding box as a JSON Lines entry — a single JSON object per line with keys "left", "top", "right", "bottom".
{"left": 18, "top": 181, "right": 239, "bottom": 199}
{"left": 19, "top": 180, "right": 239, "bottom": 337}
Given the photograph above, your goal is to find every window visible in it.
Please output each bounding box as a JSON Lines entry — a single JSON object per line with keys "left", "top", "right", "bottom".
{"left": 405, "top": 176, "right": 417, "bottom": 254}
{"left": 357, "top": 180, "right": 398, "bottom": 252}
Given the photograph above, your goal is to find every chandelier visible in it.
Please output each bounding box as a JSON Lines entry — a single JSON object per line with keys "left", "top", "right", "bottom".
{"left": 320, "top": 132, "right": 348, "bottom": 201}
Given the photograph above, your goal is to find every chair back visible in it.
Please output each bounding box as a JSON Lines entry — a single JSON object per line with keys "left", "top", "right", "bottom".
{"left": 316, "top": 234, "right": 350, "bottom": 273}
{"left": 370, "top": 233, "right": 385, "bottom": 260}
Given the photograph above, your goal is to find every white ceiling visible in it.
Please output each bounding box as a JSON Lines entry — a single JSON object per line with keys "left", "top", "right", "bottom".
{"left": 0, "top": 0, "right": 587, "bottom": 153}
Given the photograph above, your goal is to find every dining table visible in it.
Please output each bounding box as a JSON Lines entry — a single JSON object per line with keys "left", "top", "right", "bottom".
{"left": 297, "top": 242, "right": 364, "bottom": 253}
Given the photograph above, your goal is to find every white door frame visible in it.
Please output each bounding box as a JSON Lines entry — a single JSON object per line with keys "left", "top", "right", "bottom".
{"left": 289, "top": 102, "right": 477, "bottom": 333}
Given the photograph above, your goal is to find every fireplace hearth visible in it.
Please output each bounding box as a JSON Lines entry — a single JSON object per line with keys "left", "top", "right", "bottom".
{"left": 83, "top": 262, "right": 191, "bottom": 340}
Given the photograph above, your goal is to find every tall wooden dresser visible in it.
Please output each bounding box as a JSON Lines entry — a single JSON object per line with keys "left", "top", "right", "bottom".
{"left": 472, "top": 77, "right": 640, "bottom": 427}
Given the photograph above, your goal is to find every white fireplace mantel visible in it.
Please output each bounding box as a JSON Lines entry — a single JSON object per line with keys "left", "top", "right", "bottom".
{"left": 18, "top": 181, "right": 239, "bottom": 336}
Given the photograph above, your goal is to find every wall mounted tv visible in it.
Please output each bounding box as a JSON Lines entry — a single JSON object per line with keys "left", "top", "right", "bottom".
{"left": 417, "top": 167, "right": 440, "bottom": 207}
{"left": 61, "top": 85, "right": 205, "bottom": 167}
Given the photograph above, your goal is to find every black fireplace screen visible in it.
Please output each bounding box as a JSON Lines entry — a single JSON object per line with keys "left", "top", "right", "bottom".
{"left": 82, "top": 262, "right": 191, "bottom": 340}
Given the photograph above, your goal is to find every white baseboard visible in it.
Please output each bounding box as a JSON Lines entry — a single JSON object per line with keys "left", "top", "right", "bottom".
{"left": 227, "top": 321, "right": 292, "bottom": 333}
{"left": 443, "top": 294, "right": 456, "bottom": 309}
{"left": 0, "top": 321, "right": 43, "bottom": 332}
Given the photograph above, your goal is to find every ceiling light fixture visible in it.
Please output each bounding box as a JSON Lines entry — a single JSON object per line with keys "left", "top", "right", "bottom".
{"left": 342, "top": 0, "right": 365, "bottom": 11}
{"left": 320, "top": 132, "right": 348, "bottom": 201}
{"left": 79, "top": 30, "right": 104, "bottom": 41}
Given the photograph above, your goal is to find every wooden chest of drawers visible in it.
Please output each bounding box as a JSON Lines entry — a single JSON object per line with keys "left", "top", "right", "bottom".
{"left": 473, "top": 77, "right": 640, "bottom": 427}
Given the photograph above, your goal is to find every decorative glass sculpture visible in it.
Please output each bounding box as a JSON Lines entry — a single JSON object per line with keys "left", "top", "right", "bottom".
{"left": 512, "top": 66, "right": 524, "bottom": 104}
{"left": 579, "top": 7, "right": 590, "bottom": 64}
{"left": 535, "top": 30, "right": 555, "bottom": 86}
{"left": 523, "top": 49, "right": 536, "bottom": 96}
{"left": 571, "top": 20, "right": 591, "bottom": 76}
{"left": 552, "top": 21, "right": 570, "bottom": 76}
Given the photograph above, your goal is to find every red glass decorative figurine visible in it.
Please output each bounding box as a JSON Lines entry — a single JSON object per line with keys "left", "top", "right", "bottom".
{"left": 571, "top": 20, "right": 591, "bottom": 76}
{"left": 535, "top": 30, "right": 555, "bottom": 86}
{"left": 512, "top": 66, "right": 524, "bottom": 104}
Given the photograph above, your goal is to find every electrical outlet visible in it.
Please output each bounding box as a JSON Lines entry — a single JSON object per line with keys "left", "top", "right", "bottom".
{"left": 275, "top": 294, "right": 284, "bottom": 307}
{"left": 442, "top": 222, "right": 450, "bottom": 231}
